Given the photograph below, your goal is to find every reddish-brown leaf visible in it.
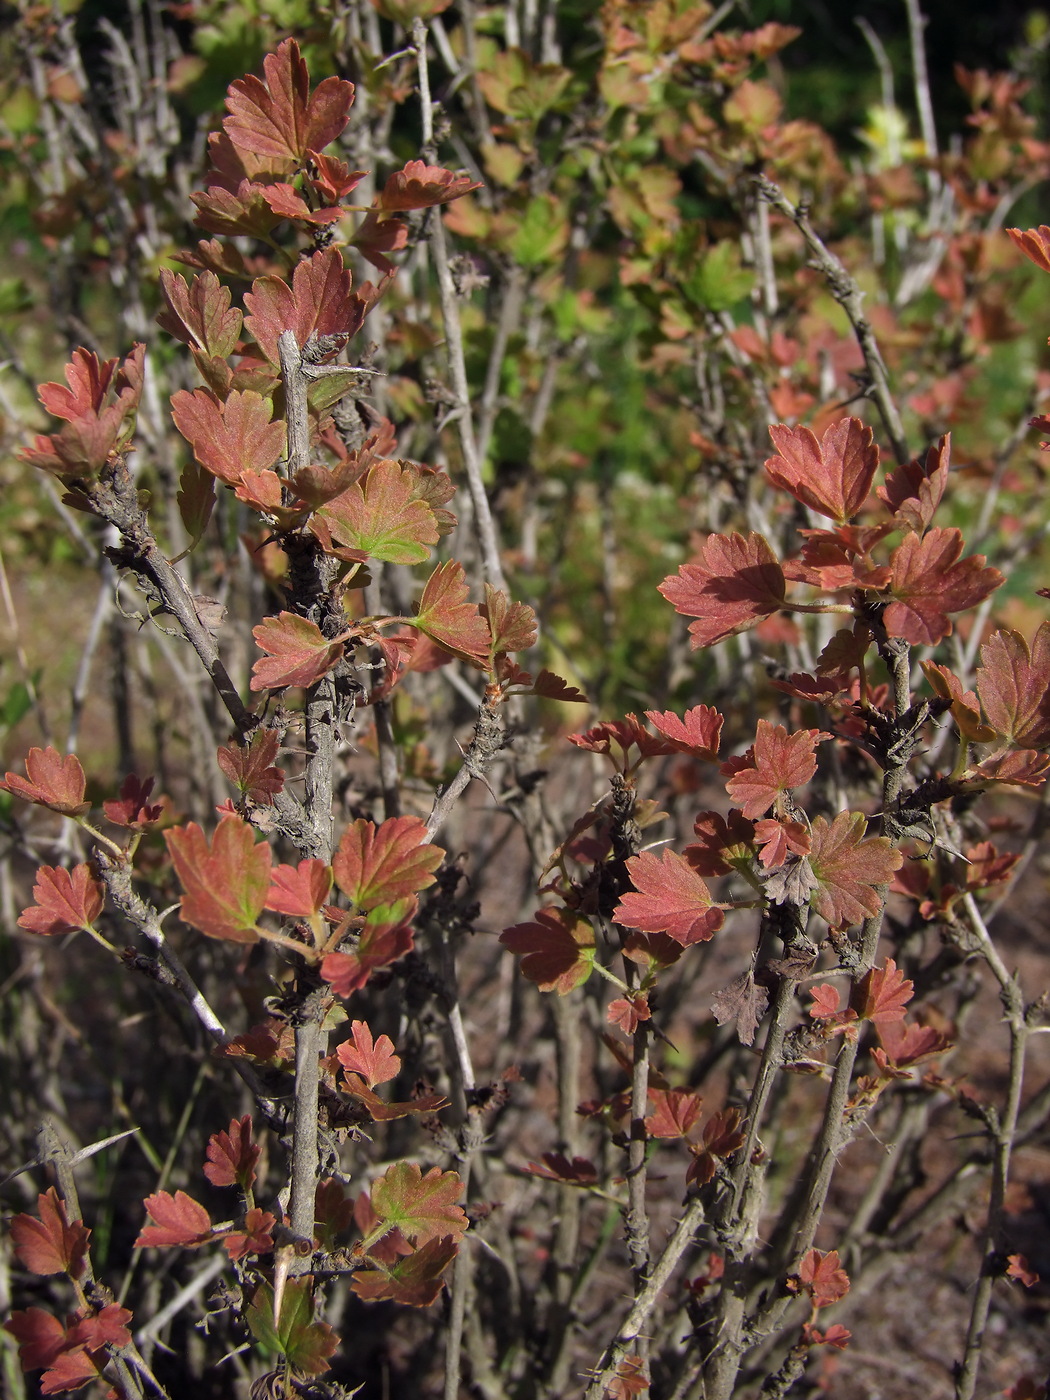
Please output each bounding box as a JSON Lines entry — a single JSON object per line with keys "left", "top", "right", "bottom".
{"left": 136, "top": 1191, "right": 213, "bottom": 1248}
{"left": 876, "top": 1017, "right": 953, "bottom": 1067}
{"left": 336, "top": 1020, "right": 401, "bottom": 1089}
{"left": 483, "top": 585, "right": 538, "bottom": 656}
{"left": 922, "top": 661, "right": 996, "bottom": 743}
{"left": 368, "top": 1163, "right": 467, "bottom": 1246}
{"left": 250, "top": 612, "right": 349, "bottom": 692}
{"left": 607, "top": 993, "right": 651, "bottom": 1035}
{"left": 877, "top": 433, "right": 950, "bottom": 532}
{"left": 217, "top": 728, "right": 285, "bottom": 803}
{"left": 884, "top": 528, "right": 1003, "bottom": 645}
{"left": 569, "top": 714, "right": 677, "bottom": 765}
{"left": 521, "top": 1153, "right": 600, "bottom": 1184}
{"left": 265, "top": 858, "right": 333, "bottom": 918}
{"left": 343, "top": 1081, "right": 450, "bottom": 1122}
{"left": 351, "top": 1236, "right": 458, "bottom": 1307}
{"left": 614, "top": 849, "right": 724, "bottom": 946}
{"left": 203, "top": 1115, "right": 260, "bottom": 1190}
{"left": 808, "top": 812, "right": 902, "bottom": 930}
{"left": 223, "top": 1207, "right": 276, "bottom": 1261}
{"left": 809, "top": 984, "right": 842, "bottom": 1021}
{"left": 852, "top": 957, "right": 914, "bottom": 1024}
{"left": 260, "top": 181, "right": 345, "bottom": 225}
{"left": 644, "top": 1088, "right": 703, "bottom": 1139}
{"left": 765, "top": 417, "right": 879, "bottom": 523}
{"left": 796, "top": 1248, "right": 850, "bottom": 1308}
{"left": 223, "top": 38, "right": 354, "bottom": 166}
{"left": 39, "top": 1345, "right": 100, "bottom": 1393}
{"left": 171, "top": 388, "right": 285, "bottom": 486}
{"left": 658, "top": 532, "right": 787, "bottom": 649}
{"left": 10, "top": 1189, "right": 90, "bottom": 1278}
{"left": 605, "top": 1354, "right": 649, "bottom": 1400}
{"left": 4, "top": 1307, "right": 68, "bottom": 1372}
{"left": 157, "top": 269, "right": 242, "bottom": 358}
{"left": 753, "top": 817, "right": 810, "bottom": 871}
{"left": 103, "top": 773, "right": 163, "bottom": 827}
{"left": 332, "top": 815, "right": 443, "bottom": 911}
{"left": 164, "top": 812, "right": 271, "bottom": 943}
{"left": 18, "top": 863, "right": 103, "bottom": 938}
{"left": 1007, "top": 225, "right": 1050, "bottom": 274}
{"left": 378, "top": 160, "right": 482, "bottom": 211}
{"left": 321, "top": 909, "right": 416, "bottom": 996}
{"left": 533, "top": 668, "right": 588, "bottom": 702}
{"left": 722, "top": 721, "right": 827, "bottom": 819}
{"left": 644, "top": 705, "right": 723, "bottom": 760}
{"left": 500, "top": 907, "right": 597, "bottom": 993}
{"left": 411, "top": 560, "right": 492, "bottom": 666}
{"left": 1007, "top": 1254, "right": 1041, "bottom": 1288}
{"left": 685, "top": 809, "right": 756, "bottom": 876}
{"left": 3, "top": 745, "right": 89, "bottom": 815}
{"left": 977, "top": 623, "right": 1050, "bottom": 748}
{"left": 244, "top": 246, "right": 369, "bottom": 365}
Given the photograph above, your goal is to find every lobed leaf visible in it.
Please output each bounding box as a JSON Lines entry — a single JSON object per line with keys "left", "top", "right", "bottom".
{"left": 203, "top": 1115, "right": 260, "bottom": 1191}
{"left": 244, "top": 246, "right": 369, "bottom": 365}
{"left": 321, "top": 906, "right": 417, "bottom": 996}
{"left": 157, "top": 269, "right": 242, "bottom": 359}
{"left": 336, "top": 1020, "right": 401, "bottom": 1089}
{"left": 765, "top": 417, "right": 879, "bottom": 524}
{"left": 171, "top": 387, "right": 286, "bottom": 485}
{"left": 136, "top": 1190, "right": 213, "bottom": 1248}
{"left": 250, "top": 612, "right": 352, "bottom": 692}
{"left": 266, "top": 858, "right": 333, "bottom": 918}
{"left": 18, "top": 863, "right": 103, "bottom": 938}
{"left": 614, "top": 849, "right": 724, "bottom": 946}
{"left": 411, "top": 560, "right": 492, "bottom": 665}
{"left": 223, "top": 38, "right": 354, "bottom": 166}
{"left": 319, "top": 459, "right": 440, "bottom": 565}
{"left": 246, "top": 1279, "right": 338, "bottom": 1375}
{"left": 976, "top": 623, "right": 1050, "bottom": 749}
{"left": 721, "top": 720, "right": 827, "bottom": 819}
{"left": 658, "top": 532, "right": 786, "bottom": 649}
{"left": 368, "top": 1162, "right": 468, "bottom": 1246}
{"left": 10, "top": 1189, "right": 90, "bottom": 1278}
{"left": 164, "top": 813, "right": 271, "bottom": 943}
{"left": 500, "top": 907, "right": 597, "bottom": 993}
{"left": 884, "top": 527, "right": 1003, "bottom": 645}
{"left": 333, "top": 815, "right": 443, "bottom": 911}
{"left": 3, "top": 745, "right": 89, "bottom": 815}
{"left": 808, "top": 812, "right": 902, "bottom": 930}
{"left": 351, "top": 1236, "right": 458, "bottom": 1307}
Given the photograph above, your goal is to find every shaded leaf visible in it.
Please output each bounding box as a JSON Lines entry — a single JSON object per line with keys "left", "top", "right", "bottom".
{"left": 10, "top": 1189, "right": 89, "bottom": 1277}
{"left": 500, "top": 907, "right": 596, "bottom": 993}
{"left": 177, "top": 459, "right": 216, "bottom": 547}
{"left": 164, "top": 812, "right": 271, "bottom": 943}
{"left": 351, "top": 1236, "right": 458, "bottom": 1307}
{"left": 4, "top": 1307, "right": 69, "bottom": 1372}
{"left": 1007, "top": 224, "right": 1050, "bottom": 273}
{"left": 18, "top": 864, "right": 103, "bottom": 938}
{"left": 321, "top": 907, "right": 416, "bottom": 996}
{"left": 203, "top": 1115, "right": 260, "bottom": 1190}
{"left": 615, "top": 848, "right": 724, "bottom": 946}
{"left": 765, "top": 417, "right": 879, "bottom": 523}
{"left": 157, "top": 269, "right": 242, "bottom": 358}
{"left": 521, "top": 1153, "right": 600, "bottom": 1184}
{"left": 877, "top": 433, "right": 950, "bottom": 532}
{"left": 246, "top": 1279, "right": 338, "bottom": 1375}
{"left": 224, "top": 1207, "right": 276, "bottom": 1261}
{"left": 659, "top": 533, "right": 786, "bottom": 649}
{"left": 217, "top": 728, "right": 285, "bottom": 803}
{"left": 483, "top": 585, "right": 538, "bottom": 656}
{"left": 710, "top": 966, "right": 769, "bottom": 1046}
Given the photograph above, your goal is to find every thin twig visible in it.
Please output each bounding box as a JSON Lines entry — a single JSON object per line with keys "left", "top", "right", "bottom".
{"left": 755, "top": 175, "right": 909, "bottom": 465}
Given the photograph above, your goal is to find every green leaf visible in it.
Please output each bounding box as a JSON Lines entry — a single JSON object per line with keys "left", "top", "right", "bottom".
{"left": 246, "top": 1280, "right": 338, "bottom": 1375}
{"left": 684, "top": 242, "right": 754, "bottom": 312}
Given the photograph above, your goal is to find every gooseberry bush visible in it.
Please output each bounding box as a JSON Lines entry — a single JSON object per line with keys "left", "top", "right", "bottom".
{"left": 2, "top": 3, "right": 1050, "bottom": 1399}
